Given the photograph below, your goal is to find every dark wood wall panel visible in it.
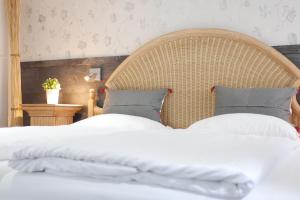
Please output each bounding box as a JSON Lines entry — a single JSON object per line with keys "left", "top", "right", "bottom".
{"left": 21, "top": 56, "right": 127, "bottom": 125}
{"left": 274, "top": 45, "right": 300, "bottom": 67}
{"left": 21, "top": 45, "right": 300, "bottom": 125}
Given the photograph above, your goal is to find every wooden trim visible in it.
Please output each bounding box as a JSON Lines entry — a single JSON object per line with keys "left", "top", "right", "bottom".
{"left": 6, "top": 0, "right": 23, "bottom": 126}
{"left": 87, "top": 89, "right": 103, "bottom": 117}
{"left": 88, "top": 89, "right": 96, "bottom": 117}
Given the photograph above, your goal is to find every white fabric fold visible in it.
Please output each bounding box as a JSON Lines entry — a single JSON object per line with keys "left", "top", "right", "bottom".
{"left": 9, "top": 128, "right": 298, "bottom": 199}
{"left": 0, "top": 114, "right": 169, "bottom": 161}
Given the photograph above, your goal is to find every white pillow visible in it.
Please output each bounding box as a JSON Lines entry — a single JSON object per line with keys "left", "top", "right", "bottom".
{"left": 72, "top": 114, "right": 170, "bottom": 131}
{"left": 188, "top": 113, "right": 299, "bottom": 140}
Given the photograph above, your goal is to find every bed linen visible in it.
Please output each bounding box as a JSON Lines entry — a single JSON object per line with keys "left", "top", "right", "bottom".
{"left": 0, "top": 172, "right": 216, "bottom": 200}
{"left": 0, "top": 162, "right": 13, "bottom": 181}
{"left": 1, "top": 114, "right": 299, "bottom": 199}
{"left": 243, "top": 147, "right": 300, "bottom": 200}
{"left": 8, "top": 121, "right": 299, "bottom": 199}
{"left": 2, "top": 147, "right": 300, "bottom": 200}
{"left": 0, "top": 114, "right": 168, "bottom": 187}
{"left": 188, "top": 113, "right": 299, "bottom": 139}
{"left": 0, "top": 114, "right": 168, "bottom": 161}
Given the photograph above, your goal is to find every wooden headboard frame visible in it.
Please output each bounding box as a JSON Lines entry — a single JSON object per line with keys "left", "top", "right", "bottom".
{"left": 88, "top": 29, "right": 300, "bottom": 128}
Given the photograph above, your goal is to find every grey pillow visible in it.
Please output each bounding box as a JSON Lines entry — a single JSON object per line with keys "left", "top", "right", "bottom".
{"left": 214, "top": 86, "right": 297, "bottom": 121}
{"left": 103, "top": 89, "right": 168, "bottom": 122}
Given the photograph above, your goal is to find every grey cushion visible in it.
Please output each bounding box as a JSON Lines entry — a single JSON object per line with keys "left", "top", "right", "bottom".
{"left": 103, "top": 89, "right": 168, "bottom": 122}
{"left": 214, "top": 86, "right": 297, "bottom": 121}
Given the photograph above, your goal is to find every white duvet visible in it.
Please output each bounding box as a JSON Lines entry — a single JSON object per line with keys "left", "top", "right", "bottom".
{"left": 8, "top": 114, "right": 299, "bottom": 199}
{"left": 0, "top": 114, "right": 168, "bottom": 161}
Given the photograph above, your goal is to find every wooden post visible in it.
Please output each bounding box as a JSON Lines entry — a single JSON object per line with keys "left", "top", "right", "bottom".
{"left": 88, "top": 89, "right": 96, "bottom": 117}
{"left": 6, "top": 0, "right": 23, "bottom": 126}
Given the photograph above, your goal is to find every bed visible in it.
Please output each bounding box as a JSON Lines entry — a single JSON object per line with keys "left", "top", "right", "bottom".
{"left": 1, "top": 28, "right": 300, "bottom": 200}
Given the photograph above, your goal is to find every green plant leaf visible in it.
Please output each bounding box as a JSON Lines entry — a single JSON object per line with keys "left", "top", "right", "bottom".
{"left": 42, "top": 77, "right": 61, "bottom": 90}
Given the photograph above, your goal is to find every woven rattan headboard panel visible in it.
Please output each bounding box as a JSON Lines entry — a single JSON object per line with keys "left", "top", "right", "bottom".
{"left": 105, "top": 29, "right": 300, "bottom": 128}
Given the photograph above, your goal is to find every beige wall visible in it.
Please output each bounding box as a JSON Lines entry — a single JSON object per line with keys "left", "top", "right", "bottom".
{"left": 20, "top": 0, "right": 300, "bottom": 62}
{"left": 0, "top": 0, "right": 8, "bottom": 126}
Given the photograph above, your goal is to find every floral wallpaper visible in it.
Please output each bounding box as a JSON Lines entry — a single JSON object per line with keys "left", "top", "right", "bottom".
{"left": 20, "top": 0, "right": 300, "bottom": 61}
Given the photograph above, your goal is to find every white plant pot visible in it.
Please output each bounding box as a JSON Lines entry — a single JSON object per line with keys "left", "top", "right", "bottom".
{"left": 46, "top": 89, "right": 60, "bottom": 104}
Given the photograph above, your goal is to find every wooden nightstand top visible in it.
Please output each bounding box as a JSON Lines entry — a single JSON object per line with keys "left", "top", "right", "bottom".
{"left": 22, "top": 104, "right": 83, "bottom": 117}
{"left": 22, "top": 104, "right": 83, "bottom": 126}
{"left": 22, "top": 104, "right": 83, "bottom": 108}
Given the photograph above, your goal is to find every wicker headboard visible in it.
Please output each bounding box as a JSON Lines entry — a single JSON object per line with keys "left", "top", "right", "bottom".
{"left": 89, "top": 29, "right": 300, "bottom": 128}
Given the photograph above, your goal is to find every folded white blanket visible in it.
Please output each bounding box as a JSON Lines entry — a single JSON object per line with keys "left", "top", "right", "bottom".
{"left": 9, "top": 128, "right": 298, "bottom": 199}
{"left": 0, "top": 125, "right": 112, "bottom": 161}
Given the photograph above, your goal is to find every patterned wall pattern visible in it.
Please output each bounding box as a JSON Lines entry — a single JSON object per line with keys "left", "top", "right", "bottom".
{"left": 21, "top": 0, "right": 300, "bottom": 61}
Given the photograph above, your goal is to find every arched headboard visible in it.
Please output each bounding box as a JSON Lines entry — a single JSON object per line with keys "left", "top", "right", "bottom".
{"left": 90, "top": 29, "right": 300, "bottom": 128}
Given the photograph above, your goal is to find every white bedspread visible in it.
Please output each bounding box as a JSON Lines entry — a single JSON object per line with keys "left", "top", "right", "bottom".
{"left": 9, "top": 128, "right": 298, "bottom": 199}
{"left": 0, "top": 114, "right": 170, "bottom": 161}
{"left": 3, "top": 147, "right": 300, "bottom": 200}
{"left": 0, "top": 172, "right": 216, "bottom": 200}
{"left": 0, "top": 126, "right": 96, "bottom": 161}
{"left": 0, "top": 161, "right": 13, "bottom": 181}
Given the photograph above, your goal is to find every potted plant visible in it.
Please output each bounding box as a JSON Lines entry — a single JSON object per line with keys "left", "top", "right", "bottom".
{"left": 42, "top": 78, "right": 61, "bottom": 104}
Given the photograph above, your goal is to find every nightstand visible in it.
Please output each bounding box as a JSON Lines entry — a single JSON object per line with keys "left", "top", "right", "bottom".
{"left": 22, "top": 104, "right": 83, "bottom": 126}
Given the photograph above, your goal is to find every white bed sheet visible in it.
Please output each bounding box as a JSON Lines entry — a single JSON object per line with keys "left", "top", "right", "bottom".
{"left": 1, "top": 147, "right": 300, "bottom": 200}
{"left": 1, "top": 113, "right": 299, "bottom": 200}
{"left": 0, "top": 172, "right": 216, "bottom": 200}
{"left": 2, "top": 147, "right": 300, "bottom": 200}
{"left": 244, "top": 147, "right": 300, "bottom": 200}
{"left": 0, "top": 162, "right": 13, "bottom": 181}
{"left": 0, "top": 114, "right": 169, "bottom": 161}
{"left": 8, "top": 128, "right": 298, "bottom": 199}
